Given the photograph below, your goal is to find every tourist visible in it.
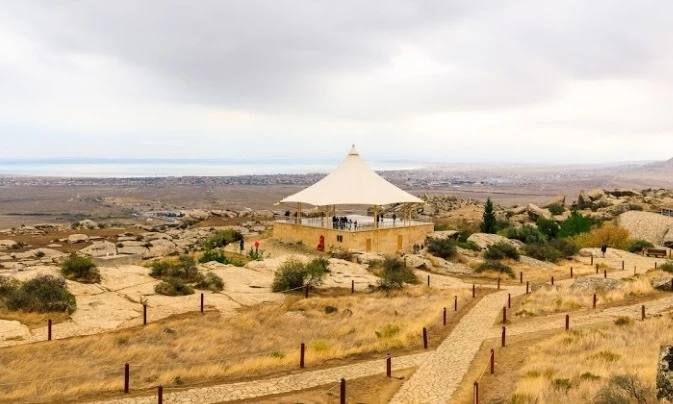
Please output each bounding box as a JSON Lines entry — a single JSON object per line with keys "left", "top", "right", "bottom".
{"left": 392, "top": 213, "right": 397, "bottom": 225}
{"left": 354, "top": 220, "right": 358, "bottom": 230}
{"left": 601, "top": 243, "right": 608, "bottom": 258}
{"left": 348, "top": 219, "right": 353, "bottom": 230}
{"left": 239, "top": 238, "right": 245, "bottom": 253}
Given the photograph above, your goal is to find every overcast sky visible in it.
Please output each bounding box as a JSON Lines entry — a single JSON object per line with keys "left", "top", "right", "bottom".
{"left": 1, "top": 0, "right": 672, "bottom": 163}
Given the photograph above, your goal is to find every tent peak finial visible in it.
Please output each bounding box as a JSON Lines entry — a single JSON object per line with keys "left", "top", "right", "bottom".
{"left": 348, "top": 145, "right": 359, "bottom": 156}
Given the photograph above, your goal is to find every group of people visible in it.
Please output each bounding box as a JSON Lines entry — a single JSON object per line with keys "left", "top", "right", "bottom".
{"left": 332, "top": 216, "right": 358, "bottom": 230}
{"left": 375, "top": 213, "right": 398, "bottom": 226}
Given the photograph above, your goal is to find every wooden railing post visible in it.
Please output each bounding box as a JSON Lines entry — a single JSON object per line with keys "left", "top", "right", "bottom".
{"left": 386, "top": 354, "right": 392, "bottom": 377}
{"left": 124, "top": 363, "right": 130, "bottom": 394}
{"left": 490, "top": 349, "right": 495, "bottom": 374}
{"left": 300, "top": 343, "right": 305, "bottom": 368}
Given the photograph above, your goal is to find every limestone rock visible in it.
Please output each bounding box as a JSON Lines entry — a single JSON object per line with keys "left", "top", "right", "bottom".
{"left": 77, "top": 219, "right": 100, "bottom": 230}
{"left": 519, "top": 256, "right": 558, "bottom": 270}
{"left": 527, "top": 203, "right": 552, "bottom": 220}
{"left": 68, "top": 234, "right": 89, "bottom": 244}
{"left": 183, "top": 210, "right": 211, "bottom": 221}
{"left": 617, "top": 211, "right": 673, "bottom": 246}
{"left": 664, "top": 229, "right": 673, "bottom": 248}
{"left": 569, "top": 278, "right": 622, "bottom": 292}
{"left": 354, "top": 252, "right": 385, "bottom": 265}
{"left": 608, "top": 188, "right": 643, "bottom": 198}
{"left": 467, "top": 233, "right": 523, "bottom": 250}
{"left": 426, "top": 231, "right": 459, "bottom": 242}
{"left": 79, "top": 241, "right": 117, "bottom": 257}
{"left": 578, "top": 190, "right": 591, "bottom": 208}
{"left": 657, "top": 346, "right": 673, "bottom": 401}
{"left": 508, "top": 206, "right": 527, "bottom": 215}
{"left": 544, "top": 195, "right": 566, "bottom": 207}
{"left": 587, "top": 188, "right": 606, "bottom": 201}
{"left": 252, "top": 209, "right": 275, "bottom": 219}
{"left": 0, "top": 240, "right": 19, "bottom": 250}
{"left": 402, "top": 254, "right": 434, "bottom": 270}
{"left": 142, "top": 239, "right": 177, "bottom": 259}
{"left": 652, "top": 278, "right": 673, "bottom": 292}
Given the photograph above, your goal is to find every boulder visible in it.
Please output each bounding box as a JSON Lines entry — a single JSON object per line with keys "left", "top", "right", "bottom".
{"left": 527, "top": 203, "right": 552, "bottom": 220}
{"left": 77, "top": 219, "right": 99, "bottom": 230}
{"left": 569, "top": 278, "right": 622, "bottom": 292}
{"left": 467, "top": 233, "right": 523, "bottom": 250}
{"left": 354, "top": 252, "right": 385, "bottom": 265}
{"left": 657, "top": 346, "right": 673, "bottom": 401}
{"left": 587, "top": 188, "right": 607, "bottom": 201}
{"left": 578, "top": 190, "right": 591, "bottom": 208}
{"left": 79, "top": 241, "right": 117, "bottom": 257}
{"left": 402, "top": 254, "right": 434, "bottom": 270}
{"left": 519, "top": 256, "right": 558, "bottom": 270}
{"left": 142, "top": 239, "right": 177, "bottom": 259}
{"left": 68, "top": 234, "right": 89, "bottom": 244}
{"left": 617, "top": 211, "right": 673, "bottom": 246}
{"left": 0, "top": 240, "right": 19, "bottom": 250}
{"left": 426, "top": 231, "right": 459, "bottom": 242}
{"left": 252, "top": 210, "right": 275, "bottom": 219}
{"left": 544, "top": 195, "right": 566, "bottom": 207}
{"left": 652, "top": 278, "right": 673, "bottom": 292}
{"left": 508, "top": 206, "right": 527, "bottom": 216}
{"left": 12, "top": 248, "right": 65, "bottom": 260}
{"left": 118, "top": 246, "right": 148, "bottom": 255}
{"left": 183, "top": 210, "right": 211, "bottom": 221}
{"left": 607, "top": 188, "right": 643, "bottom": 198}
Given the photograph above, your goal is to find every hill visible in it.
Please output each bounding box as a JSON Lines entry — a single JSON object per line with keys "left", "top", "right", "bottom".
{"left": 613, "top": 157, "right": 673, "bottom": 187}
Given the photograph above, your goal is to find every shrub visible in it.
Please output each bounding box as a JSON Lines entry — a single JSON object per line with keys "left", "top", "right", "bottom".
{"left": 457, "top": 241, "right": 480, "bottom": 251}
{"left": 324, "top": 305, "right": 338, "bottom": 314}
{"left": 433, "top": 223, "right": 451, "bottom": 231}
{"left": 427, "top": 238, "right": 457, "bottom": 259}
{"left": 331, "top": 249, "right": 355, "bottom": 262}
{"left": 574, "top": 223, "right": 632, "bottom": 251}
{"left": 457, "top": 230, "right": 472, "bottom": 243}
{"left": 375, "top": 324, "right": 401, "bottom": 338}
{"left": 1, "top": 275, "right": 76, "bottom": 313}
{"left": 476, "top": 260, "right": 515, "bottom": 278}
{"left": 536, "top": 217, "right": 560, "bottom": 240}
{"left": 503, "top": 225, "right": 546, "bottom": 245}
{"left": 484, "top": 242, "right": 520, "bottom": 260}
{"left": 549, "top": 238, "right": 580, "bottom": 258}
{"left": 203, "top": 229, "right": 243, "bottom": 249}
{"left": 61, "top": 255, "right": 101, "bottom": 283}
{"left": 659, "top": 261, "right": 673, "bottom": 273}
{"left": 614, "top": 316, "right": 633, "bottom": 326}
{"left": 151, "top": 255, "right": 200, "bottom": 281}
{"left": 247, "top": 247, "right": 264, "bottom": 261}
{"left": 559, "top": 211, "right": 593, "bottom": 238}
{"left": 379, "top": 257, "right": 418, "bottom": 289}
{"left": 627, "top": 204, "right": 643, "bottom": 211}
{"left": 194, "top": 272, "right": 224, "bottom": 292}
{"left": 271, "top": 258, "right": 329, "bottom": 292}
{"left": 628, "top": 239, "right": 654, "bottom": 253}
{"left": 580, "top": 372, "right": 601, "bottom": 381}
{"left": 480, "top": 197, "right": 497, "bottom": 234}
{"left": 547, "top": 203, "right": 565, "bottom": 215}
{"left": 154, "top": 278, "right": 194, "bottom": 296}
{"left": 34, "top": 251, "right": 46, "bottom": 258}
{"left": 523, "top": 243, "right": 562, "bottom": 263}
{"left": 198, "top": 249, "right": 229, "bottom": 264}
{"left": 552, "top": 378, "right": 573, "bottom": 394}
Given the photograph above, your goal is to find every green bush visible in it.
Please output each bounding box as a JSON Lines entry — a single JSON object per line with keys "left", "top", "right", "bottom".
{"left": 155, "top": 278, "right": 194, "bottom": 296}
{"left": 503, "top": 225, "right": 546, "bottom": 245}
{"left": 457, "top": 230, "right": 472, "bottom": 243}
{"left": 547, "top": 203, "right": 565, "bottom": 215}
{"left": 659, "top": 261, "right": 673, "bottom": 273}
{"left": 628, "top": 239, "right": 654, "bottom": 253}
{"left": 34, "top": 250, "right": 46, "bottom": 258}
{"left": 151, "top": 255, "right": 200, "bottom": 282}
{"left": 476, "top": 260, "right": 515, "bottom": 278}
{"left": 549, "top": 238, "right": 580, "bottom": 258}
{"left": 433, "top": 223, "right": 451, "bottom": 231}
{"left": 379, "top": 257, "right": 419, "bottom": 289}
{"left": 523, "top": 243, "right": 562, "bottom": 263}
{"left": 427, "top": 238, "right": 457, "bottom": 259}
{"left": 484, "top": 242, "right": 520, "bottom": 260}
{"left": 537, "top": 217, "right": 560, "bottom": 240}
{"left": 271, "top": 258, "right": 329, "bottom": 292}
{"left": 203, "top": 229, "right": 243, "bottom": 249}
{"left": 198, "top": 249, "right": 229, "bottom": 264}
{"left": 194, "top": 272, "right": 224, "bottom": 292}
{"left": 1, "top": 275, "right": 76, "bottom": 313}
{"left": 480, "top": 197, "right": 497, "bottom": 234}
{"left": 457, "top": 241, "right": 481, "bottom": 251}
{"left": 248, "top": 247, "right": 265, "bottom": 261}
{"left": 61, "top": 255, "right": 101, "bottom": 283}
{"left": 559, "top": 211, "right": 593, "bottom": 238}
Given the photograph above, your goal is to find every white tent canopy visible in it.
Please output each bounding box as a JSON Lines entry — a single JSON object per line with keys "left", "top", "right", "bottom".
{"left": 280, "top": 146, "right": 423, "bottom": 207}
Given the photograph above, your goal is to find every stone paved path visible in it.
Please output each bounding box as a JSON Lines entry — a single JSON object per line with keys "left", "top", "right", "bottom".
{"left": 89, "top": 352, "right": 430, "bottom": 404}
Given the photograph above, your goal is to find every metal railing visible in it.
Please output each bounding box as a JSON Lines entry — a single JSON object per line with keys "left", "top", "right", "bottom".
{"left": 275, "top": 215, "right": 428, "bottom": 232}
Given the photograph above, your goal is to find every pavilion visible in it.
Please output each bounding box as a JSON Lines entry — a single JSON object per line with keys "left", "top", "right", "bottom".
{"left": 273, "top": 146, "right": 433, "bottom": 254}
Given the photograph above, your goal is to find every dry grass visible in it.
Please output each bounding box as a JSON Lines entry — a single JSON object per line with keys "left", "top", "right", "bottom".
{"left": 510, "top": 313, "right": 673, "bottom": 403}
{"left": 0, "top": 287, "right": 470, "bottom": 403}
{"left": 0, "top": 309, "right": 69, "bottom": 330}
{"left": 514, "top": 272, "right": 663, "bottom": 318}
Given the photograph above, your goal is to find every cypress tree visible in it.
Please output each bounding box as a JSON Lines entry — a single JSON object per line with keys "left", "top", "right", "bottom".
{"left": 480, "top": 197, "right": 497, "bottom": 234}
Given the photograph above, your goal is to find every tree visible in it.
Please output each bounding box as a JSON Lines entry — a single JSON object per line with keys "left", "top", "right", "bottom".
{"left": 536, "top": 217, "right": 560, "bottom": 240}
{"left": 558, "top": 211, "right": 593, "bottom": 238}
{"left": 480, "top": 197, "right": 497, "bottom": 234}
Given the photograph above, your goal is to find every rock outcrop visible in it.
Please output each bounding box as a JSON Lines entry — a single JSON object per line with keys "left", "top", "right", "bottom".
{"left": 527, "top": 203, "right": 552, "bottom": 220}
{"left": 467, "top": 233, "right": 523, "bottom": 250}
{"left": 617, "top": 210, "right": 673, "bottom": 246}
{"left": 657, "top": 346, "right": 673, "bottom": 401}
{"left": 68, "top": 234, "right": 90, "bottom": 244}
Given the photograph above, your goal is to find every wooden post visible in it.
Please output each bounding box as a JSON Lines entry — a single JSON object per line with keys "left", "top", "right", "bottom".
{"left": 595, "top": 264, "right": 599, "bottom": 274}
{"left": 622, "top": 260, "right": 625, "bottom": 271}
{"left": 642, "top": 305, "right": 646, "bottom": 321}
{"left": 454, "top": 295, "right": 458, "bottom": 311}
{"left": 351, "top": 280, "right": 354, "bottom": 294}
{"left": 502, "top": 307, "right": 507, "bottom": 324}
{"left": 634, "top": 266, "right": 637, "bottom": 276}
{"left": 604, "top": 269, "right": 607, "bottom": 279}
{"left": 497, "top": 278, "right": 500, "bottom": 290}
{"left": 551, "top": 276, "right": 554, "bottom": 286}
{"left": 472, "top": 284, "right": 476, "bottom": 298}
{"left": 655, "top": 262, "right": 658, "bottom": 269}
{"left": 519, "top": 271, "right": 523, "bottom": 284}
{"left": 427, "top": 275, "right": 430, "bottom": 287}
{"left": 48, "top": 319, "right": 52, "bottom": 341}
{"left": 490, "top": 349, "right": 495, "bottom": 374}
{"left": 124, "top": 363, "right": 130, "bottom": 394}
{"left": 340, "top": 378, "right": 346, "bottom": 404}
{"left": 501, "top": 327, "right": 506, "bottom": 347}
{"left": 300, "top": 343, "right": 305, "bottom": 368}
{"left": 565, "top": 314, "right": 570, "bottom": 331}
{"left": 304, "top": 284, "right": 309, "bottom": 298}
{"left": 423, "top": 327, "right": 428, "bottom": 349}
{"left": 671, "top": 278, "right": 673, "bottom": 292}
{"left": 593, "top": 294, "right": 597, "bottom": 309}
{"left": 591, "top": 255, "right": 594, "bottom": 265}
{"left": 443, "top": 307, "right": 447, "bottom": 326}
{"left": 570, "top": 267, "right": 573, "bottom": 278}
{"left": 474, "top": 382, "right": 479, "bottom": 404}
{"left": 507, "top": 293, "right": 511, "bottom": 309}
{"left": 386, "top": 354, "right": 392, "bottom": 377}
{"left": 526, "top": 281, "right": 529, "bottom": 294}
{"left": 200, "top": 293, "right": 204, "bottom": 313}
{"left": 143, "top": 304, "right": 147, "bottom": 325}
{"left": 158, "top": 386, "right": 163, "bottom": 404}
